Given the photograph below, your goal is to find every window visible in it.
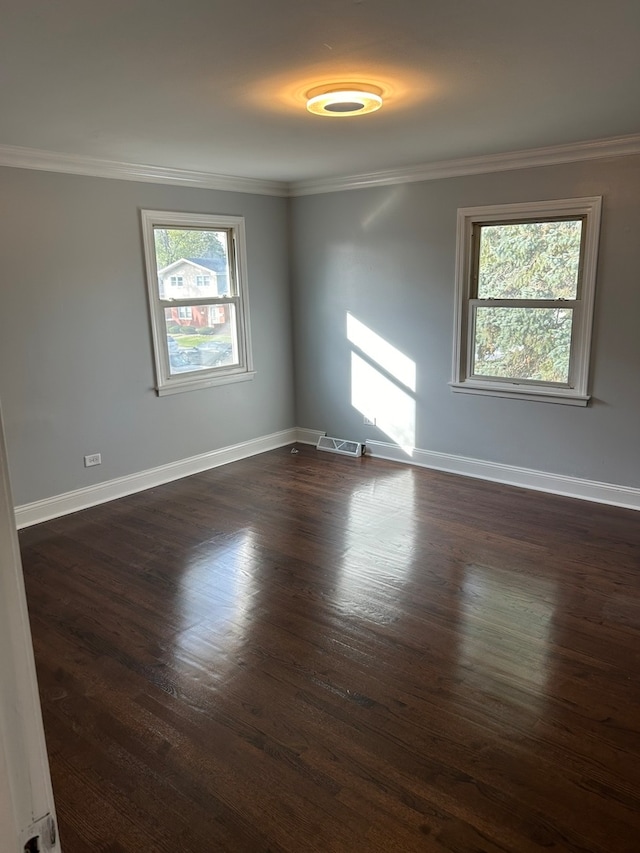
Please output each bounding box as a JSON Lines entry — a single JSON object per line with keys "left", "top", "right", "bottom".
{"left": 141, "top": 210, "right": 254, "bottom": 395}
{"left": 451, "top": 197, "right": 602, "bottom": 405}
{"left": 195, "top": 275, "right": 210, "bottom": 287}
{"left": 170, "top": 276, "right": 184, "bottom": 288}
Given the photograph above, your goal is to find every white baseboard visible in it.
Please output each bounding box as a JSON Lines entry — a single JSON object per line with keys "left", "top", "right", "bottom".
{"left": 16, "top": 429, "right": 639, "bottom": 528}
{"left": 365, "top": 439, "right": 640, "bottom": 512}
{"left": 14, "top": 428, "right": 299, "bottom": 528}
{"left": 295, "top": 428, "right": 327, "bottom": 446}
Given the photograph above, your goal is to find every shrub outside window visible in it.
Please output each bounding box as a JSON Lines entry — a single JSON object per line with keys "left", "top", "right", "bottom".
{"left": 141, "top": 210, "right": 254, "bottom": 395}
{"left": 451, "top": 197, "right": 602, "bottom": 405}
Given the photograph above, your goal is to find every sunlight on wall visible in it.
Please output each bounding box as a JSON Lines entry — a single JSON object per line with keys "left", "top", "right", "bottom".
{"left": 361, "top": 185, "right": 408, "bottom": 230}
{"left": 347, "top": 313, "right": 416, "bottom": 391}
{"left": 351, "top": 353, "right": 416, "bottom": 450}
{"left": 347, "top": 312, "right": 416, "bottom": 451}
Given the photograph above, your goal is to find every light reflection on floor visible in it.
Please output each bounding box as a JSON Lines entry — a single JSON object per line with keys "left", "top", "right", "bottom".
{"left": 172, "top": 529, "right": 259, "bottom": 675}
{"left": 337, "top": 468, "right": 416, "bottom": 621}
{"left": 458, "top": 563, "right": 557, "bottom": 710}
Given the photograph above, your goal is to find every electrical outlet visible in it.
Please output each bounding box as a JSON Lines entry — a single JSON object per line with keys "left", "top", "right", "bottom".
{"left": 84, "top": 453, "right": 101, "bottom": 467}
{"left": 363, "top": 416, "right": 376, "bottom": 426}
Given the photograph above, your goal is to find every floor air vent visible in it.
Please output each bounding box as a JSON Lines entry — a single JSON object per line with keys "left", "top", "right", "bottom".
{"left": 316, "top": 436, "right": 365, "bottom": 457}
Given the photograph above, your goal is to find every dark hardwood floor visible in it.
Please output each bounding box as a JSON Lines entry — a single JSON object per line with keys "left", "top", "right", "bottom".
{"left": 19, "top": 444, "right": 640, "bottom": 852}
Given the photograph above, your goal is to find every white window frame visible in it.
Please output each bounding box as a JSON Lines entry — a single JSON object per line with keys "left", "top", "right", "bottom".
{"left": 451, "top": 196, "right": 602, "bottom": 406}
{"left": 170, "top": 275, "right": 184, "bottom": 287}
{"left": 195, "top": 275, "right": 210, "bottom": 287}
{"left": 141, "top": 210, "right": 255, "bottom": 396}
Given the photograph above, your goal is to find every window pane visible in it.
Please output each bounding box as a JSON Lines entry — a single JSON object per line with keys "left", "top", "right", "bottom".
{"left": 473, "top": 306, "right": 572, "bottom": 383}
{"left": 477, "top": 219, "right": 582, "bottom": 300}
{"left": 154, "top": 228, "right": 231, "bottom": 299}
{"left": 164, "top": 304, "right": 238, "bottom": 375}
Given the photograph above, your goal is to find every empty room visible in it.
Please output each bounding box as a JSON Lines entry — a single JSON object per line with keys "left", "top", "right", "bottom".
{"left": 1, "top": 2, "right": 640, "bottom": 851}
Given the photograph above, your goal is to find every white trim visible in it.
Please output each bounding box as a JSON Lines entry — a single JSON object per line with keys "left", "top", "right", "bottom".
{"left": 0, "top": 737, "right": 18, "bottom": 847}
{"left": 0, "top": 143, "right": 288, "bottom": 197}
{"left": 141, "top": 210, "right": 254, "bottom": 396}
{"left": 0, "top": 400, "right": 60, "bottom": 851}
{"left": 449, "top": 381, "right": 590, "bottom": 406}
{"left": 451, "top": 196, "right": 602, "bottom": 404}
{"left": 289, "top": 133, "right": 640, "bottom": 196}
{"left": 12, "top": 426, "right": 640, "bottom": 529}
{"left": 0, "top": 135, "right": 639, "bottom": 199}
{"left": 295, "top": 428, "right": 327, "bottom": 445}
{"left": 14, "top": 428, "right": 298, "bottom": 528}
{"left": 156, "top": 370, "right": 256, "bottom": 396}
{"left": 365, "top": 439, "right": 640, "bottom": 511}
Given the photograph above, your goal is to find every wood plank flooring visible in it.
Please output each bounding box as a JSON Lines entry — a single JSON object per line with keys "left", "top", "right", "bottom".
{"left": 19, "top": 444, "right": 640, "bottom": 852}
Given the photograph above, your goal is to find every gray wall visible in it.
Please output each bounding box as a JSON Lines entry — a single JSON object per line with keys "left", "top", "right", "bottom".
{"left": 0, "top": 168, "right": 295, "bottom": 505}
{"left": 2, "top": 154, "right": 639, "bottom": 507}
{"left": 291, "top": 155, "right": 640, "bottom": 488}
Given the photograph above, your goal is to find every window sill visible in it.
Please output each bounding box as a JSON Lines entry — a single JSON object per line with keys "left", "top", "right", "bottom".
{"left": 449, "top": 381, "right": 590, "bottom": 406}
{"left": 156, "top": 370, "right": 256, "bottom": 396}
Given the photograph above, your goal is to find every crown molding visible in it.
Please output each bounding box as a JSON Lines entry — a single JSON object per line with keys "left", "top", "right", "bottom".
{"left": 1, "top": 134, "right": 639, "bottom": 199}
{"left": 0, "top": 144, "right": 289, "bottom": 197}
{"left": 288, "top": 133, "right": 640, "bottom": 196}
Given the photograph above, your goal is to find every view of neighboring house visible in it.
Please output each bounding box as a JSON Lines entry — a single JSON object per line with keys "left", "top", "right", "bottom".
{"left": 158, "top": 257, "right": 230, "bottom": 328}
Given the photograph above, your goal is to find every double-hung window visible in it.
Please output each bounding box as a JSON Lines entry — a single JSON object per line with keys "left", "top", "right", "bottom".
{"left": 141, "top": 210, "right": 254, "bottom": 395}
{"left": 451, "top": 197, "right": 602, "bottom": 405}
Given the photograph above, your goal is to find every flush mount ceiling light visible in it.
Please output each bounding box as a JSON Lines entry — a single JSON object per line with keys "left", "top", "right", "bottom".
{"left": 306, "top": 83, "right": 383, "bottom": 117}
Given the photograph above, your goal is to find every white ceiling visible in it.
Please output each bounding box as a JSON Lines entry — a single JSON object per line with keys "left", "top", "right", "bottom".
{"left": 1, "top": 0, "right": 639, "bottom": 184}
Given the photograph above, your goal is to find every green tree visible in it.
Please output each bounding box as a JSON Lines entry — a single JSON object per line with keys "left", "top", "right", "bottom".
{"left": 474, "top": 220, "right": 582, "bottom": 383}
{"left": 154, "top": 228, "right": 226, "bottom": 269}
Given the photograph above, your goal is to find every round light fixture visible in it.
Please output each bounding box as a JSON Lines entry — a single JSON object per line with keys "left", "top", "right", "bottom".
{"left": 306, "top": 83, "right": 383, "bottom": 117}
